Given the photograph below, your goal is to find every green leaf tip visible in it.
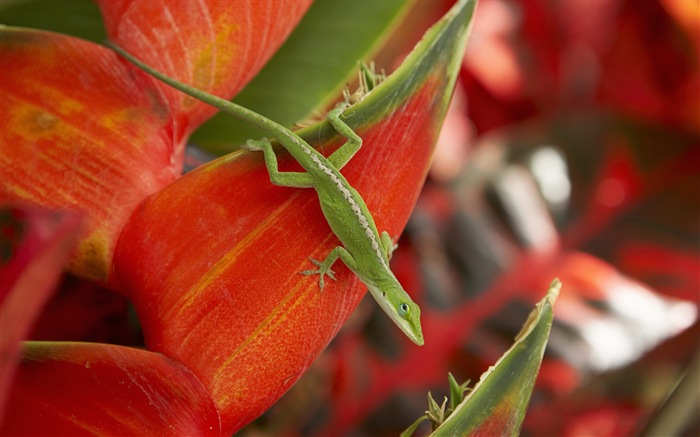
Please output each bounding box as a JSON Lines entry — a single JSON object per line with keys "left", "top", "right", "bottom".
{"left": 515, "top": 278, "right": 561, "bottom": 342}
{"left": 401, "top": 374, "right": 472, "bottom": 437}
{"left": 400, "top": 414, "right": 429, "bottom": 437}
{"left": 289, "top": 0, "right": 478, "bottom": 148}
{"left": 342, "top": 61, "right": 386, "bottom": 105}
{"left": 405, "top": 279, "right": 560, "bottom": 437}
{"left": 448, "top": 372, "right": 471, "bottom": 413}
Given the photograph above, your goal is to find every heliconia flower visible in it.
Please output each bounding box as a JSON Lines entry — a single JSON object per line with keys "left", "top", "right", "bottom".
{"left": 0, "top": 0, "right": 477, "bottom": 434}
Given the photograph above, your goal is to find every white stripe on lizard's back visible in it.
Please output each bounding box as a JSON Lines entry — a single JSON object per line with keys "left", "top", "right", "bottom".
{"left": 290, "top": 134, "right": 389, "bottom": 271}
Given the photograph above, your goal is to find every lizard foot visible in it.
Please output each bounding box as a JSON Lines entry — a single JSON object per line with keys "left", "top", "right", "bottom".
{"left": 300, "top": 257, "right": 337, "bottom": 289}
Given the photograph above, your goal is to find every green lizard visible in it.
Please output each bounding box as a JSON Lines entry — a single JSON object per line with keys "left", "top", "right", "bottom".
{"left": 110, "top": 44, "right": 424, "bottom": 346}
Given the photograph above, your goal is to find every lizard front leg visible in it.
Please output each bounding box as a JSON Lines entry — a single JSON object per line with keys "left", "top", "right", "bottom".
{"left": 245, "top": 138, "right": 315, "bottom": 188}
{"left": 326, "top": 103, "right": 363, "bottom": 170}
{"left": 300, "top": 246, "right": 358, "bottom": 289}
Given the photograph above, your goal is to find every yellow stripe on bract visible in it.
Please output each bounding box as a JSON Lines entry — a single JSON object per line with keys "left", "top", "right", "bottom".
{"left": 52, "top": 412, "right": 105, "bottom": 435}
{"left": 213, "top": 279, "right": 307, "bottom": 403}
{"left": 197, "top": 150, "right": 248, "bottom": 175}
{"left": 3, "top": 96, "right": 144, "bottom": 207}
{"left": 72, "top": 229, "right": 110, "bottom": 283}
{"left": 212, "top": 233, "right": 338, "bottom": 406}
{"left": 192, "top": 22, "right": 238, "bottom": 91}
{"left": 171, "top": 193, "right": 301, "bottom": 319}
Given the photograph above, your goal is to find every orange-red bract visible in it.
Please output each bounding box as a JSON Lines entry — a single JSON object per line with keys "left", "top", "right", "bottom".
{"left": 111, "top": 0, "right": 475, "bottom": 429}
{"left": 2, "top": 342, "right": 221, "bottom": 435}
{"left": 0, "top": 0, "right": 312, "bottom": 282}
{"left": 98, "top": 0, "right": 314, "bottom": 142}
{"left": 113, "top": 82, "right": 447, "bottom": 432}
{"left": 0, "top": 30, "right": 176, "bottom": 282}
{"left": 0, "top": 206, "right": 82, "bottom": 413}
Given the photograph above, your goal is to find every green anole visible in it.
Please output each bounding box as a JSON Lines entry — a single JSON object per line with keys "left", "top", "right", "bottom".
{"left": 109, "top": 44, "right": 424, "bottom": 346}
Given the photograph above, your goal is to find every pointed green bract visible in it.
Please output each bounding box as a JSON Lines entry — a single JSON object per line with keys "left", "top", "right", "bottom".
{"left": 428, "top": 279, "right": 561, "bottom": 436}
{"left": 294, "top": 0, "right": 477, "bottom": 145}
{"left": 448, "top": 373, "right": 470, "bottom": 413}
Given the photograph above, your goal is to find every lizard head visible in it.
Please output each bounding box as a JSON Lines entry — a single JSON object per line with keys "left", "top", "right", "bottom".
{"left": 368, "top": 283, "right": 424, "bottom": 346}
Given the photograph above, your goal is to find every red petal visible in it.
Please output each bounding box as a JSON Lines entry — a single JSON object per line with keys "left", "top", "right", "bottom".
{"left": 98, "top": 0, "right": 313, "bottom": 137}
{"left": 2, "top": 343, "right": 220, "bottom": 435}
{"left": 114, "top": 80, "right": 452, "bottom": 434}
{"left": 0, "top": 206, "right": 82, "bottom": 414}
{"left": 0, "top": 29, "right": 180, "bottom": 281}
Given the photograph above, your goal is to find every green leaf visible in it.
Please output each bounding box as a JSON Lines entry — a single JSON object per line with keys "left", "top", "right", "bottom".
{"left": 448, "top": 372, "right": 470, "bottom": 413}
{"left": 0, "top": 0, "right": 105, "bottom": 42}
{"left": 401, "top": 415, "right": 430, "bottom": 437}
{"left": 432, "top": 279, "right": 562, "bottom": 437}
{"left": 190, "top": 0, "right": 412, "bottom": 153}
{"left": 426, "top": 392, "right": 448, "bottom": 425}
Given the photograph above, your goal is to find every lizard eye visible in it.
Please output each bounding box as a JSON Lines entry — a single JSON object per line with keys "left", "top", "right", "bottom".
{"left": 398, "top": 303, "right": 410, "bottom": 317}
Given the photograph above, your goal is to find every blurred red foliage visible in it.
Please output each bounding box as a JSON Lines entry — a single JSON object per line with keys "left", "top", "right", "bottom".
{"left": 461, "top": 0, "right": 698, "bottom": 135}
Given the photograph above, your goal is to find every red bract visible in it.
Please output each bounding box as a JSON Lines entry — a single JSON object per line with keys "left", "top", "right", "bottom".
{"left": 0, "top": 206, "right": 82, "bottom": 411}
{"left": 113, "top": 83, "right": 443, "bottom": 431}
{"left": 0, "top": 31, "right": 176, "bottom": 282}
{"left": 460, "top": 0, "right": 699, "bottom": 135}
{"left": 3, "top": 342, "right": 221, "bottom": 436}
{"left": 98, "top": 0, "right": 313, "bottom": 140}
{"left": 0, "top": 0, "right": 312, "bottom": 282}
